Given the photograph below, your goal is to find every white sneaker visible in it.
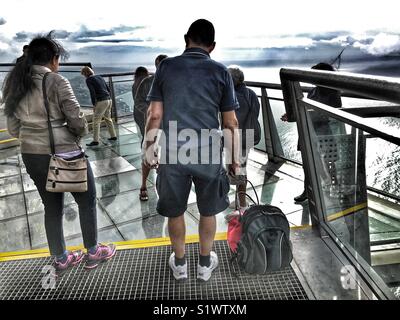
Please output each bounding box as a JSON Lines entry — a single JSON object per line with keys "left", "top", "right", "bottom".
{"left": 168, "top": 252, "right": 188, "bottom": 281}
{"left": 197, "top": 251, "right": 219, "bottom": 282}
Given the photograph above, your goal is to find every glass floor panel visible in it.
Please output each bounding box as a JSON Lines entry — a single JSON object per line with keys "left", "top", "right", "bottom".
{"left": 0, "top": 121, "right": 313, "bottom": 253}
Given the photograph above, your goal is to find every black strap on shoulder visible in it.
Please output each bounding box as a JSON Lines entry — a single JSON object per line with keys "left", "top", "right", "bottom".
{"left": 42, "top": 72, "right": 56, "bottom": 155}
{"left": 134, "top": 75, "right": 151, "bottom": 100}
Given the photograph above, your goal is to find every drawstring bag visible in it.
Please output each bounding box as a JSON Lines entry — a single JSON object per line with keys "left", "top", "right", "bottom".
{"left": 42, "top": 72, "right": 88, "bottom": 193}
{"left": 227, "top": 179, "right": 259, "bottom": 253}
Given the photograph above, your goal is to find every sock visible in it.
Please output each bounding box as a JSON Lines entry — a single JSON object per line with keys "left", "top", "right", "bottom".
{"left": 88, "top": 245, "right": 98, "bottom": 255}
{"left": 56, "top": 251, "right": 68, "bottom": 263}
{"left": 175, "top": 255, "right": 186, "bottom": 266}
{"left": 199, "top": 254, "right": 211, "bottom": 267}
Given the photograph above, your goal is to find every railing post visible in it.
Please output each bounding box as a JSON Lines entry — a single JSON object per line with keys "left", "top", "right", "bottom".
{"left": 261, "top": 88, "right": 284, "bottom": 163}
{"left": 108, "top": 76, "right": 118, "bottom": 124}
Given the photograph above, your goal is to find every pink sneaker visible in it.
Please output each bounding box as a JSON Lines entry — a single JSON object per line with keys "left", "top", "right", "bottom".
{"left": 85, "top": 243, "right": 117, "bottom": 270}
{"left": 53, "top": 250, "right": 84, "bottom": 274}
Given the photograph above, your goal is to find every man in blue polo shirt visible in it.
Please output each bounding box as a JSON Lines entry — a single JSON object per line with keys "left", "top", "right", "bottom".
{"left": 144, "top": 19, "right": 240, "bottom": 282}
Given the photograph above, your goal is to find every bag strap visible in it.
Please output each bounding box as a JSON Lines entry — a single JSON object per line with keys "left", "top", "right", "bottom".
{"left": 134, "top": 75, "right": 151, "bottom": 100}
{"left": 42, "top": 72, "right": 56, "bottom": 155}
{"left": 234, "top": 179, "right": 260, "bottom": 210}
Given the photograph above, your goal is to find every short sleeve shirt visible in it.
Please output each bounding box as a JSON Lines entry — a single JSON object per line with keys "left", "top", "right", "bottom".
{"left": 147, "top": 47, "right": 239, "bottom": 155}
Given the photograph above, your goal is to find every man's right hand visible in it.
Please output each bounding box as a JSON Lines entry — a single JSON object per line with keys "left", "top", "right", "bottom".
{"left": 143, "top": 144, "right": 159, "bottom": 169}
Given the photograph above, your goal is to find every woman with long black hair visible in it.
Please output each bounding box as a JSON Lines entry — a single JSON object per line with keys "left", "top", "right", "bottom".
{"left": 2, "top": 33, "right": 116, "bottom": 273}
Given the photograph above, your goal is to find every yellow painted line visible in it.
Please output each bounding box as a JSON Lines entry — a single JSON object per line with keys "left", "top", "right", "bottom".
{"left": 0, "top": 245, "right": 83, "bottom": 259}
{"left": 326, "top": 202, "right": 368, "bottom": 222}
{"left": 0, "top": 232, "right": 228, "bottom": 262}
{"left": 0, "top": 138, "right": 17, "bottom": 144}
{"left": 0, "top": 129, "right": 8, "bottom": 133}
{"left": 290, "top": 224, "right": 312, "bottom": 230}
{"left": 0, "top": 226, "right": 312, "bottom": 262}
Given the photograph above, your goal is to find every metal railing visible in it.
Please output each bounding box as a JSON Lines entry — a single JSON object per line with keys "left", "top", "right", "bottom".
{"left": 2, "top": 64, "right": 399, "bottom": 178}
{"left": 280, "top": 67, "right": 400, "bottom": 300}
{"left": 1, "top": 63, "right": 399, "bottom": 170}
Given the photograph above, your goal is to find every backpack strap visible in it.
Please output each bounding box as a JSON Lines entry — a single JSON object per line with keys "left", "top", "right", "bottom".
{"left": 234, "top": 179, "right": 260, "bottom": 210}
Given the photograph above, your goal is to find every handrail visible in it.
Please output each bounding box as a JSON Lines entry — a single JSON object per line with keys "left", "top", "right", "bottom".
{"left": 0, "top": 62, "right": 92, "bottom": 68}
{"left": 280, "top": 68, "right": 400, "bottom": 103}
{"left": 99, "top": 71, "right": 136, "bottom": 78}
{"left": 302, "top": 98, "right": 400, "bottom": 145}
{"left": 96, "top": 73, "right": 382, "bottom": 101}
{"left": 0, "top": 64, "right": 391, "bottom": 101}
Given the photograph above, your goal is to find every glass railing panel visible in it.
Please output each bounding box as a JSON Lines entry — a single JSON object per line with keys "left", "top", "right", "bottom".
{"left": 58, "top": 71, "right": 92, "bottom": 107}
{"left": 112, "top": 79, "right": 134, "bottom": 118}
{"left": 266, "top": 88, "right": 284, "bottom": 100}
{"left": 270, "top": 99, "right": 302, "bottom": 162}
{"left": 366, "top": 124, "right": 400, "bottom": 198}
{"left": 303, "top": 104, "right": 400, "bottom": 292}
{"left": 0, "top": 67, "right": 12, "bottom": 101}
{"left": 1, "top": 64, "right": 93, "bottom": 107}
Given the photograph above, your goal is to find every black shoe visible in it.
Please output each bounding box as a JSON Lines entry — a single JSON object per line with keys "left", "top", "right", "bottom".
{"left": 108, "top": 137, "right": 117, "bottom": 141}
{"left": 86, "top": 141, "right": 99, "bottom": 147}
{"left": 294, "top": 191, "right": 308, "bottom": 203}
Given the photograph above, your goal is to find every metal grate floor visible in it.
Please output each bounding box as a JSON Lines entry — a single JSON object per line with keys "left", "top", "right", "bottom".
{"left": 0, "top": 241, "right": 308, "bottom": 300}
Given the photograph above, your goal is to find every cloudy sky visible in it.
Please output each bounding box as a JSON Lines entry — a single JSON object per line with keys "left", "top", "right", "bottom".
{"left": 0, "top": 0, "right": 400, "bottom": 67}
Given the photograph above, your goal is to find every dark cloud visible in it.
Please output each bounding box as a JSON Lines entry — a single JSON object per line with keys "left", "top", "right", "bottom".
{"left": 73, "top": 38, "right": 145, "bottom": 44}
{"left": 13, "top": 31, "right": 61, "bottom": 42}
{"left": 111, "top": 25, "right": 146, "bottom": 33}
{"left": 74, "top": 44, "right": 173, "bottom": 54}
{"left": 53, "top": 30, "right": 71, "bottom": 39}
{"left": 14, "top": 32, "right": 30, "bottom": 42}
{"left": 358, "top": 38, "right": 375, "bottom": 45}
{"left": 69, "top": 44, "right": 176, "bottom": 64}
{"left": 70, "top": 25, "right": 146, "bottom": 41}
{"left": 11, "top": 25, "right": 145, "bottom": 44}
{"left": 222, "top": 42, "right": 373, "bottom": 67}
{"left": 0, "top": 17, "right": 6, "bottom": 25}
{"left": 294, "top": 31, "right": 348, "bottom": 41}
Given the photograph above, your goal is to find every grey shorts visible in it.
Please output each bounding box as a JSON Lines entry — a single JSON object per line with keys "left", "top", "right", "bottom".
{"left": 156, "top": 163, "right": 230, "bottom": 217}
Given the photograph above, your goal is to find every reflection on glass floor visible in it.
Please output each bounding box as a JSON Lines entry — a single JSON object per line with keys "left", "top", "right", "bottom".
{"left": 0, "top": 121, "right": 311, "bottom": 253}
